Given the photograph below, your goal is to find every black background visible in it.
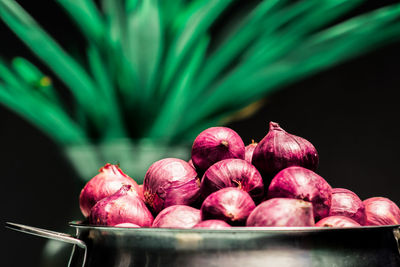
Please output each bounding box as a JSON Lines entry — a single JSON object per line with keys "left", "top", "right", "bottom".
{"left": 1, "top": 1, "right": 400, "bottom": 266}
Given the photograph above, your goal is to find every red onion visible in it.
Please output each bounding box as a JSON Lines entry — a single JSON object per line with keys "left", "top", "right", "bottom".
{"left": 245, "top": 140, "right": 257, "bottom": 163}
{"left": 188, "top": 159, "right": 195, "bottom": 169}
{"left": 315, "top": 216, "right": 361, "bottom": 228}
{"left": 137, "top": 184, "right": 144, "bottom": 201}
{"left": 246, "top": 198, "right": 315, "bottom": 227}
{"left": 267, "top": 166, "right": 332, "bottom": 221}
{"left": 114, "top": 223, "right": 140, "bottom": 228}
{"left": 193, "top": 220, "right": 231, "bottom": 229}
{"left": 191, "top": 127, "right": 245, "bottom": 174}
{"left": 79, "top": 163, "right": 139, "bottom": 217}
{"left": 252, "top": 122, "right": 319, "bottom": 181}
{"left": 329, "top": 188, "right": 366, "bottom": 225}
{"left": 143, "top": 158, "right": 200, "bottom": 214}
{"left": 89, "top": 185, "right": 153, "bottom": 227}
{"left": 152, "top": 205, "right": 201, "bottom": 228}
{"left": 199, "top": 159, "right": 264, "bottom": 202}
{"left": 201, "top": 187, "right": 256, "bottom": 225}
{"left": 363, "top": 197, "right": 400, "bottom": 226}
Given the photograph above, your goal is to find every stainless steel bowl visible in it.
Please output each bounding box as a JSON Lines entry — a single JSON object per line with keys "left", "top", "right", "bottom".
{"left": 6, "top": 221, "right": 400, "bottom": 267}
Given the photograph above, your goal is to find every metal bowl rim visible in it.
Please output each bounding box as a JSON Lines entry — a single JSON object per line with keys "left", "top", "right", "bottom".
{"left": 68, "top": 221, "right": 400, "bottom": 233}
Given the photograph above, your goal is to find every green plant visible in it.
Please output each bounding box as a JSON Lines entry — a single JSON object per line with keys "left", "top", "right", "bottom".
{"left": 1, "top": 0, "right": 400, "bottom": 147}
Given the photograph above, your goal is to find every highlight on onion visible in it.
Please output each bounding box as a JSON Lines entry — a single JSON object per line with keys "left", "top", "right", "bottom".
{"left": 363, "top": 197, "right": 400, "bottom": 226}
{"left": 201, "top": 187, "right": 256, "bottom": 226}
{"left": 191, "top": 127, "right": 245, "bottom": 174}
{"left": 200, "top": 158, "right": 264, "bottom": 202}
{"left": 79, "top": 163, "right": 140, "bottom": 217}
{"left": 246, "top": 198, "right": 315, "bottom": 227}
{"left": 267, "top": 166, "right": 332, "bottom": 221}
{"left": 252, "top": 121, "right": 319, "bottom": 181}
{"left": 245, "top": 140, "right": 257, "bottom": 163}
{"left": 89, "top": 185, "right": 153, "bottom": 227}
{"left": 114, "top": 223, "right": 140, "bottom": 228}
{"left": 315, "top": 216, "right": 361, "bottom": 228}
{"left": 193, "top": 220, "right": 232, "bottom": 229}
{"left": 152, "top": 205, "right": 201, "bottom": 228}
{"left": 329, "top": 188, "right": 366, "bottom": 225}
{"left": 143, "top": 158, "right": 200, "bottom": 214}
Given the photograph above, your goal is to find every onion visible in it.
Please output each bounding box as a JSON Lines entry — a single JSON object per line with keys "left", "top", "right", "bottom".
{"left": 191, "top": 127, "right": 245, "bottom": 174}
{"left": 267, "top": 166, "right": 332, "bottom": 221}
{"left": 246, "top": 198, "right": 315, "bottom": 227}
{"left": 363, "top": 197, "right": 400, "bottom": 226}
{"left": 89, "top": 185, "right": 153, "bottom": 227}
{"left": 315, "top": 216, "right": 361, "bottom": 228}
{"left": 329, "top": 188, "right": 366, "bottom": 225}
{"left": 152, "top": 205, "right": 201, "bottom": 228}
{"left": 193, "top": 220, "right": 231, "bottom": 229}
{"left": 201, "top": 187, "right": 256, "bottom": 226}
{"left": 114, "top": 223, "right": 140, "bottom": 228}
{"left": 199, "top": 158, "right": 264, "bottom": 202}
{"left": 244, "top": 140, "right": 257, "bottom": 163}
{"left": 188, "top": 159, "right": 195, "bottom": 169}
{"left": 252, "top": 122, "right": 319, "bottom": 181}
{"left": 137, "top": 184, "right": 144, "bottom": 201}
{"left": 79, "top": 163, "right": 140, "bottom": 217}
{"left": 143, "top": 158, "right": 200, "bottom": 214}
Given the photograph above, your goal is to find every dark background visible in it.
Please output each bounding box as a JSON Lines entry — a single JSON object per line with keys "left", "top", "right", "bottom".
{"left": 1, "top": 1, "right": 400, "bottom": 266}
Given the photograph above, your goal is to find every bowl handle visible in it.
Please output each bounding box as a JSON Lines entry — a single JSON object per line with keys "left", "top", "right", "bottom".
{"left": 394, "top": 226, "right": 400, "bottom": 256}
{"left": 5, "top": 222, "right": 87, "bottom": 267}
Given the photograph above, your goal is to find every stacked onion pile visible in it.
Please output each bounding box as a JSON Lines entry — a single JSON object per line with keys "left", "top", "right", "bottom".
{"left": 79, "top": 122, "right": 400, "bottom": 228}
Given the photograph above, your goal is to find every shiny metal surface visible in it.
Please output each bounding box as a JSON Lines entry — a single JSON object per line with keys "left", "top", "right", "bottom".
{"left": 6, "top": 221, "right": 400, "bottom": 267}
{"left": 5, "top": 222, "right": 87, "bottom": 267}
{"left": 69, "top": 222, "right": 400, "bottom": 267}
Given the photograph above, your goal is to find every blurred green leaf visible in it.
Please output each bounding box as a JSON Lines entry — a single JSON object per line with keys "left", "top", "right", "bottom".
{"left": 55, "top": 0, "right": 105, "bottom": 43}
{"left": 0, "top": 0, "right": 107, "bottom": 130}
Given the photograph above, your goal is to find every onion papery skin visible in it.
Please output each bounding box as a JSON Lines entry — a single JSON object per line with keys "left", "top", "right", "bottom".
{"left": 252, "top": 121, "right": 319, "bottom": 182}
{"left": 152, "top": 205, "right": 201, "bottom": 228}
{"left": 191, "top": 127, "right": 245, "bottom": 174}
{"left": 267, "top": 166, "right": 332, "bottom": 221}
{"left": 245, "top": 140, "right": 257, "bottom": 163}
{"left": 79, "top": 163, "right": 140, "bottom": 217}
{"left": 201, "top": 188, "right": 256, "bottom": 226}
{"left": 89, "top": 185, "right": 154, "bottom": 227}
{"left": 193, "top": 220, "right": 231, "bottom": 229}
{"left": 246, "top": 198, "right": 315, "bottom": 227}
{"left": 200, "top": 159, "right": 264, "bottom": 203}
{"left": 329, "top": 188, "right": 366, "bottom": 225}
{"left": 363, "top": 197, "right": 400, "bottom": 226}
{"left": 137, "top": 184, "right": 144, "bottom": 201}
{"left": 315, "top": 216, "right": 361, "bottom": 228}
{"left": 114, "top": 223, "right": 140, "bottom": 228}
{"left": 143, "top": 158, "right": 200, "bottom": 214}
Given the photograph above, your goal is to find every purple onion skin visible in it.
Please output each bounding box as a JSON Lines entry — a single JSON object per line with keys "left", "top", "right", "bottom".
{"left": 363, "top": 197, "right": 400, "bottom": 226}
{"left": 201, "top": 188, "right": 256, "bottom": 226}
{"left": 245, "top": 141, "right": 257, "bottom": 163}
{"left": 267, "top": 166, "right": 332, "bottom": 221}
{"left": 89, "top": 185, "right": 154, "bottom": 227}
{"left": 79, "top": 163, "right": 140, "bottom": 218}
{"left": 246, "top": 198, "right": 315, "bottom": 227}
{"left": 315, "top": 216, "right": 361, "bottom": 228}
{"left": 252, "top": 122, "right": 319, "bottom": 182}
{"left": 329, "top": 188, "right": 366, "bottom": 225}
{"left": 152, "top": 205, "right": 201, "bottom": 228}
{"left": 143, "top": 158, "right": 200, "bottom": 214}
{"left": 200, "top": 159, "right": 264, "bottom": 203}
{"left": 191, "top": 127, "right": 245, "bottom": 174}
{"left": 193, "top": 220, "right": 231, "bottom": 229}
{"left": 188, "top": 159, "right": 195, "bottom": 169}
